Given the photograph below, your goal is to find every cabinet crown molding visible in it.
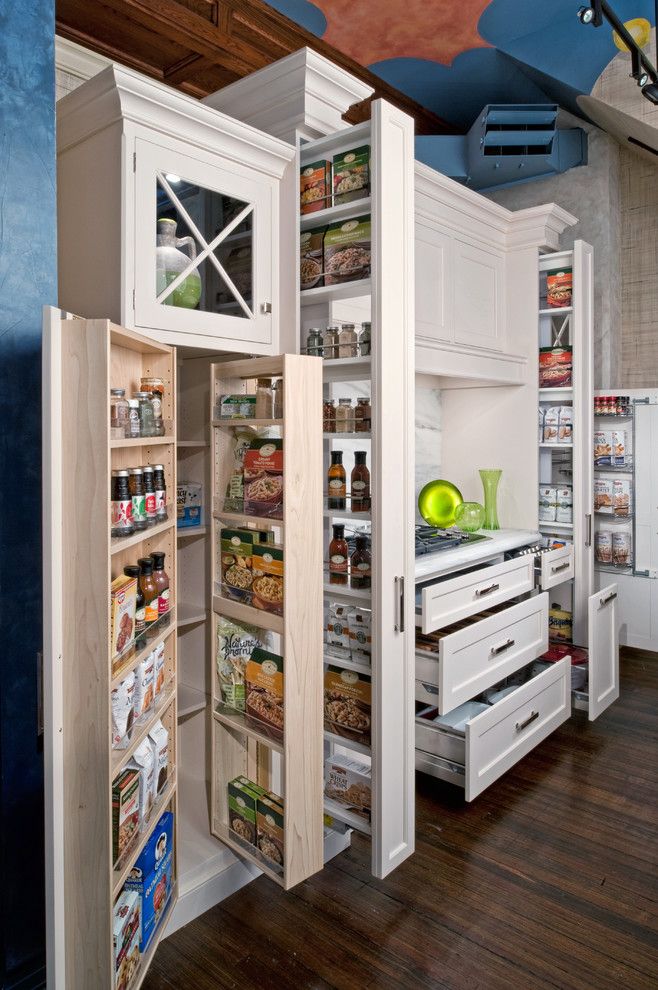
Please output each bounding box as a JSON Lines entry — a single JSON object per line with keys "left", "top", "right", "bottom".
{"left": 506, "top": 204, "right": 578, "bottom": 251}
{"left": 57, "top": 63, "right": 295, "bottom": 178}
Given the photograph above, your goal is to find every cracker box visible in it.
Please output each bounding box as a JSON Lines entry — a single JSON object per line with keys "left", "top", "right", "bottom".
{"left": 594, "top": 479, "right": 614, "bottom": 514}
{"left": 324, "top": 215, "right": 371, "bottom": 286}
{"left": 113, "top": 889, "right": 141, "bottom": 990}
{"left": 228, "top": 776, "right": 263, "bottom": 847}
{"left": 245, "top": 647, "right": 284, "bottom": 737}
{"left": 177, "top": 481, "right": 203, "bottom": 528}
{"left": 256, "top": 793, "right": 284, "bottom": 869}
{"left": 112, "top": 768, "right": 140, "bottom": 864}
{"left": 539, "top": 347, "right": 572, "bottom": 388}
{"left": 251, "top": 543, "right": 284, "bottom": 615}
{"left": 333, "top": 145, "right": 370, "bottom": 204}
{"left": 324, "top": 754, "right": 372, "bottom": 821}
{"left": 111, "top": 574, "right": 137, "bottom": 666}
{"left": 125, "top": 811, "right": 174, "bottom": 951}
{"left": 324, "top": 665, "right": 372, "bottom": 746}
{"left": 594, "top": 431, "right": 613, "bottom": 466}
{"left": 613, "top": 478, "right": 631, "bottom": 517}
{"left": 300, "top": 159, "right": 331, "bottom": 214}
{"left": 300, "top": 226, "right": 325, "bottom": 290}
{"left": 243, "top": 438, "right": 284, "bottom": 519}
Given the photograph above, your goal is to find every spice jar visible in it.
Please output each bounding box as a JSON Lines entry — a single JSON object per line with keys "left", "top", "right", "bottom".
{"left": 128, "top": 467, "right": 147, "bottom": 531}
{"left": 327, "top": 451, "right": 346, "bottom": 510}
{"left": 338, "top": 323, "right": 358, "bottom": 359}
{"left": 124, "top": 564, "right": 146, "bottom": 647}
{"left": 323, "top": 399, "right": 336, "bottom": 433}
{"left": 111, "top": 470, "right": 134, "bottom": 538}
{"left": 126, "top": 398, "right": 141, "bottom": 439}
{"left": 273, "top": 378, "right": 284, "bottom": 420}
{"left": 329, "top": 524, "right": 348, "bottom": 586}
{"left": 153, "top": 464, "right": 167, "bottom": 523}
{"left": 150, "top": 551, "right": 171, "bottom": 624}
{"left": 322, "top": 325, "right": 340, "bottom": 361}
{"left": 335, "top": 398, "right": 355, "bottom": 434}
{"left": 141, "top": 377, "right": 165, "bottom": 436}
{"left": 359, "top": 322, "right": 371, "bottom": 357}
{"left": 142, "top": 465, "right": 157, "bottom": 527}
{"left": 306, "top": 328, "right": 324, "bottom": 357}
{"left": 350, "top": 536, "right": 371, "bottom": 590}
{"left": 134, "top": 391, "right": 156, "bottom": 438}
{"left": 110, "top": 388, "right": 130, "bottom": 439}
{"left": 355, "top": 397, "right": 371, "bottom": 433}
{"left": 255, "top": 378, "right": 274, "bottom": 419}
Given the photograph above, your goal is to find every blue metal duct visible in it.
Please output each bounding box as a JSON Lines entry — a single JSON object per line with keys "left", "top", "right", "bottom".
{"left": 416, "top": 104, "right": 587, "bottom": 191}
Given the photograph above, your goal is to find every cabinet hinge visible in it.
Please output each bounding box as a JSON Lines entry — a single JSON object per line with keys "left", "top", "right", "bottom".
{"left": 133, "top": 152, "right": 136, "bottom": 172}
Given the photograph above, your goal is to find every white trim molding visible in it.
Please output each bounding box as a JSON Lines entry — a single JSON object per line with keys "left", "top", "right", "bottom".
{"left": 55, "top": 36, "right": 111, "bottom": 84}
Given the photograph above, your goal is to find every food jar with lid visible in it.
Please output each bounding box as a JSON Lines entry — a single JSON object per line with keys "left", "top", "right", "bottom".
{"left": 335, "top": 398, "right": 355, "bottom": 433}
{"left": 110, "top": 388, "right": 130, "bottom": 439}
{"left": 338, "top": 323, "right": 358, "bottom": 359}
{"left": 306, "top": 328, "right": 324, "bottom": 357}
{"left": 134, "top": 391, "right": 156, "bottom": 438}
{"left": 322, "top": 325, "right": 340, "bottom": 361}
{"left": 359, "top": 322, "right": 371, "bottom": 356}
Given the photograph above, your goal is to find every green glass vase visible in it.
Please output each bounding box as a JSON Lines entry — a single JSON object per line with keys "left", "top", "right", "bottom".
{"left": 479, "top": 469, "right": 502, "bottom": 531}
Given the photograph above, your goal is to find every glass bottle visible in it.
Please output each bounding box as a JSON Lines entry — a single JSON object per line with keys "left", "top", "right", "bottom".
{"left": 128, "top": 467, "right": 147, "bottom": 531}
{"left": 110, "top": 388, "right": 130, "bottom": 438}
{"left": 141, "top": 377, "right": 165, "bottom": 436}
{"left": 350, "top": 536, "right": 372, "bottom": 590}
{"left": 338, "top": 323, "right": 358, "bottom": 359}
{"left": 351, "top": 451, "right": 370, "bottom": 512}
{"left": 126, "top": 398, "right": 140, "bottom": 439}
{"left": 322, "top": 325, "right": 340, "bottom": 361}
{"left": 142, "top": 465, "right": 157, "bottom": 527}
{"left": 156, "top": 217, "right": 202, "bottom": 310}
{"left": 323, "top": 399, "right": 336, "bottom": 433}
{"left": 111, "top": 470, "right": 134, "bottom": 538}
{"left": 255, "top": 378, "right": 274, "bottom": 419}
{"left": 124, "top": 564, "right": 146, "bottom": 648}
{"left": 359, "top": 322, "right": 371, "bottom": 357}
{"left": 335, "top": 398, "right": 355, "bottom": 434}
{"left": 329, "top": 524, "right": 348, "bottom": 586}
{"left": 354, "top": 397, "right": 372, "bottom": 433}
{"left": 327, "top": 451, "right": 346, "bottom": 510}
{"left": 306, "top": 328, "right": 324, "bottom": 357}
{"left": 138, "top": 557, "right": 160, "bottom": 640}
{"left": 153, "top": 464, "right": 167, "bottom": 523}
{"left": 134, "top": 391, "right": 156, "bottom": 438}
{"left": 150, "top": 551, "right": 171, "bottom": 625}
{"left": 273, "top": 379, "right": 284, "bottom": 419}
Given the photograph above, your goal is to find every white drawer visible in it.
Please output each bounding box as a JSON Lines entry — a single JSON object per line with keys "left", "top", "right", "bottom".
{"left": 415, "top": 657, "right": 570, "bottom": 800}
{"left": 416, "top": 555, "right": 534, "bottom": 633}
{"left": 537, "top": 544, "right": 574, "bottom": 590}
{"left": 415, "top": 592, "right": 549, "bottom": 714}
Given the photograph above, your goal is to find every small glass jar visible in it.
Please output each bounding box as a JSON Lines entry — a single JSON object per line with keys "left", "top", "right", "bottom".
{"left": 134, "top": 391, "right": 156, "bottom": 437}
{"left": 335, "top": 398, "right": 355, "bottom": 433}
{"left": 273, "top": 379, "right": 284, "bottom": 420}
{"left": 306, "top": 328, "right": 324, "bottom": 357}
{"left": 126, "top": 399, "right": 140, "bottom": 438}
{"left": 255, "top": 378, "right": 274, "bottom": 419}
{"left": 359, "top": 322, "right": 371, "bottom": 356}
{"left": 355, "top": 397, "right": 372, "bottom": 433}
{"left": 323, "top": 399, "right": 336, "bottom": 433}
{"left": 322, "top": 325, "right": 340, "bottom": 361}
{"left": 338, "top": 323, "right": 358, "bottom": 359}
{"left": 110, "top": 388, "right": 130, "bottom": 439}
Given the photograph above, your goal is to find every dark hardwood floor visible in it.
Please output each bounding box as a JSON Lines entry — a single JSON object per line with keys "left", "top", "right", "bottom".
{"left": 144, "top": 651, "right": 658, "bottom": 989}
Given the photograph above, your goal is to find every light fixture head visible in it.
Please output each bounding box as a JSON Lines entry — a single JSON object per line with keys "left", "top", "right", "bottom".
{"left": 578, "top": 6, "right": 595, "bottom": 24}
{"left": 165, "top": 173, "right": 181, "bottom": 183}
{"left": 637, "top": 70, "right": 650, "bottom": 87}
{"left": 642, "top": 82, "right": 658, "bottom": 105}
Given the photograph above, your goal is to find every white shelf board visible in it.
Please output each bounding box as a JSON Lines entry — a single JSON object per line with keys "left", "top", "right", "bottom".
{"left": 301, "top": 279, "right": 371, "bottom": 306}
{"left": 300, "top": 121, "right": 371, "bottom": 163}
{"left": 539, "top": 443, "right": 573, "bottom": 449}
{"left": 178, "top": 683, "right": 208, "bottom": 719}
{"left": 323, "top": 509, "right": 371, "bottom": 522}
{"left": 321, "top": 355, "right": 371, "bottom": 383}
{"left": 324, "top": 652, "right": 371, "bottom": 675}
{"left": 323, "top": 583, "right": 372, "bottom": 606}
{"left": 324, "top": 729, "right": 371, "bottom": 757}
{"left": 539, "top": 307, "right": 573, "bottom": 316}
{"left": 176, "top": 771, "right": 233, "bottom": 896}
{"left": 539, "top": 387, "right": 573, "bottom": 401}
{"left": 300, "top": 197, "right": 371, "bottom": 231}
{"left": 538, "top": 521, "right": 573, "bottom": 532}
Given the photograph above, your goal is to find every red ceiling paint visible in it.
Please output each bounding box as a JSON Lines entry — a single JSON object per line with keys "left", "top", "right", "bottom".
{"left": 313, "top": 0, "right": 491, "bottom": 65}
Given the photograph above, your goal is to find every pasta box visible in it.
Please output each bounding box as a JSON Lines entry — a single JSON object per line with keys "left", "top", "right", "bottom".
{"left": 245, "top": 647, "right": 284, "bottom": 737}
{"left": 125, "top": 810, "right": 174, "bottom": 951}
{"left": 324, "top": 216, "right": 371, "bottom": 286}
{"left": 243, "top": 438, "right": 283, "bottom": 519}
{"left": 251, "top": 543, "right": 284, "bottom": 615}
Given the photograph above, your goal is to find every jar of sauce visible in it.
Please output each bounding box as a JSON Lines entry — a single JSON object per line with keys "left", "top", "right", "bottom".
{"left": 150, "top": 551, "right": 170, "bottom": 624}
{"left": 350, "top": 535, "right": 371, "bottom": 590}
{"left": 329, "top": 524, "right": 348, "bottom": 585}
{"left": 351, "top": 451, "right": 370, "bottom": 512}
{"left": 138, "top": 557, "right": 159, "bottom": 639}
{"left": 327, "top": 451, "right": 346, "bottom": 510}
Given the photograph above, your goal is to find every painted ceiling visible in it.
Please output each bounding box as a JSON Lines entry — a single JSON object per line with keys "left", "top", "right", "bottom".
{"left": 265, "top": 0, "right": 657, "bottom": 129}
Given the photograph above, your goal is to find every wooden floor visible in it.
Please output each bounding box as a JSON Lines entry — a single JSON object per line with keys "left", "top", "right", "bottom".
{"left": 144, "top": 651, "right": 658, "bottom": 990}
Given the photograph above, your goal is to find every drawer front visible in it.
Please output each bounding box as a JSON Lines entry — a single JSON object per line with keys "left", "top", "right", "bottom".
{"left": 465, "top": 657, "right": 570, "bottom": 800}
{"left": 417, "top": 593, "right": 549, "bottom": 715}
{"left": 538, "top": 545, "right": 574, "bottom": 591}
{"left": 418, "top": 556, "right": 534, "bottom": 634}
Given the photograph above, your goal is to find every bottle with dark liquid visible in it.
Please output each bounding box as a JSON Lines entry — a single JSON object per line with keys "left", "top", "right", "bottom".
{"left": 138, "top": 557, "right": 159, "bottom": 639}
{"left": 124, "top": 564, "right": 146, "bottom": 648}
{"left": 327, "top": 451, "right": 346, "bottom": 510}
{"left": 351, "top": 451, "right": 370, "bottom": 512}
{"left": 150, "top": 551, "right": 170, "bottom": 625}
{"left": 329, "top": 524, "right": 348, "bottom": 585}
{"left": 350, "top": 535, "right": 371, "bottom": 590}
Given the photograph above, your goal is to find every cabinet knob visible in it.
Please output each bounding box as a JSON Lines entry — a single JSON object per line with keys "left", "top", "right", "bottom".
{"left": 260, "top": 302, "right": 272, "bottom": 314}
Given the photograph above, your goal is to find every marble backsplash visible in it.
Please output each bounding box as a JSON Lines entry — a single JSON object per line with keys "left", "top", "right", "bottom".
{"left": 415, "top": 385, "right": 442, "bottom": 522}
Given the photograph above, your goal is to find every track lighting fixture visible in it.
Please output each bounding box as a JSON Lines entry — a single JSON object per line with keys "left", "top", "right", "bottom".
{"left": 642, "top": 82, "right": 658, "bottom": 105}
{"left": 578, "top": 0, "right": 658, "bottom": 105}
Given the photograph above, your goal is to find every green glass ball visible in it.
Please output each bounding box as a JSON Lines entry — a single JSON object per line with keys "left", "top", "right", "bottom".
{"left": 454, "top": 501, "right": 486, "bottom": 533}
{"left": 418, "top": 480, "right": 463, "bottom": 528}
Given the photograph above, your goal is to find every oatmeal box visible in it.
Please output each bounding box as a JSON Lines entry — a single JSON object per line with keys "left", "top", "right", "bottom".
{"left": 227, "top": 776, "right": 265, "bottom": 847}
{"left": 243, "top": 438, "right": 284, "bottom": 519}
{"left": 256, "top": 792, "right": 284, "bottom": 870}
{"left": 245, "top": 647, "right": 284, "bottom": 738}
{"left": 333, "top": 145, "right": 370, "bottom": 204}
{"left": 324, "top": 665, "right": 371, "bottom": 746}
{"left": 324, "top": 215, "right": 371, "bottom": 286}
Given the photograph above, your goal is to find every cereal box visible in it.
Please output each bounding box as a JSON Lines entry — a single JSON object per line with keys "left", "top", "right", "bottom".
{"left": 256, "top": 793, "right": 284, "bottom": 869}
{"left": 333, "top": 145, "right": 370, "bottom": 204}
{"left": 594, "top": 479, "right": 614, "bottom": 514}
{"left": 594, "top": 431, "right": 613, "bottom": 466}
{"left": 251, "top": 543, "right": 284, "bottom": 615}
{"left": 111, "top": 574, "right": 137, "bottom": 666}
{"left": 245, "top": 647, "right": 284, "bottom": 737}
{"left": 324, "top": 754, "right": 372, "bottom": 821}
{"left": 228, "top": 776, "right": 263, "bottom": 847}
{"left": 324, "top": 216, "right": 371, "bottom": 286}
{"left": 300, "top": 159, "right": 331, "bottom": 214}
{"left": 113, "top": 889, "right": 141, "bottom": 990}
{"left": 539, "top": 347, "right": 572, "bottom": 388}
{"left": 613, "top": 479, "right": 631, "bottom": 517}
{"left": 112, "top": 768, "right": 140, "bottom": 864}
{"left": 125, "top": 811, "right": 173, "bottom": 951}
{"left": 243, "top": 438, "right": 284, "bottom": 519}
{"left": 324, "top": 665, "right": 371, "bottom": 746}
{"left": 300, "top": 227, "right": 325, "bottom": 290}
{"left": 177, "top": 481, "right": 203, "bottom": 528}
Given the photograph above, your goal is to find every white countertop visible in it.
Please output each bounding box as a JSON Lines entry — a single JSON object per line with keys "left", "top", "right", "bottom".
{"left": 415, "top": 528, "right": 541, "bottom": 584}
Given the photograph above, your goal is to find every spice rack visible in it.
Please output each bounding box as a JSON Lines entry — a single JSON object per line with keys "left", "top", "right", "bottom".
{"left": 593, "top": 391, "right": 636, "bottom": 576}
{"left": 210, "top": 353, "right": 324, "bottom": 889}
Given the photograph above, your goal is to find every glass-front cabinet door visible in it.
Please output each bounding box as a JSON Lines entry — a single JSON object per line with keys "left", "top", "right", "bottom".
{"left": 134, "top": 138, "right": 276, "bottom": 347}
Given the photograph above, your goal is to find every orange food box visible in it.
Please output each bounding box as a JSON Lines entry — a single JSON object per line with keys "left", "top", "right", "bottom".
{"left": 300, "top": 159, "right": 331, "bottom": 215}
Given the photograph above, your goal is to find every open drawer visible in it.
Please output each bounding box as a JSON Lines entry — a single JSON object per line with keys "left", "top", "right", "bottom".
{"left": 415, "top": 657, "right": 571, "bottom": 800}
{"left": 416, "top": 555, "right": 535, "bottom": 634}
{"left": 537, "top": 543, "right": 574, "bottom": 591}
{"left": 416, "top": 592, "right": 549, "bottom": 714}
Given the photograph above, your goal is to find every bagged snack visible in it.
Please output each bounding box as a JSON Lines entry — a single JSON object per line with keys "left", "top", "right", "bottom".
{"left": 251, "top": 543, "right": 284, "bottom": 615}
{"left": 177, "top": 481, "right": 203, "bottom": 528}
{"left": 243, "top": 438, "right": 284, "bottom": 519}
{"left": 548, "top": 604, "right": 572, "bottom": 642}
{"left": 216, "top": 617, "right": 263, "bottom": 711}
{"left": 112, "top": 672, "right": 136, "bottom": 750}
{"left": 111, "top": 574, "right": 137, "bottom": 665}
{"left": 326, "top": 603, "right": 354, "bottom": 650}
{"left": 324, "top": 215, "right": 371, "bottom": 285}
{"left": 543, "top": 407, "right": 559, "bottom": 443}
{"left": 556, "top": 486, "right": 573, "bottom": 524}
{"left": 595, "top": 530, "right": 612, "bottom": 564}
{"left": 324, "top": 665, "right": 371, "bottom": 746}
{"left": 256, "top": 793, "right": 284, "bottom": 868}
{"left": 333, "top": 146, "right": 370, "bottom": 204}
{"left": 228, "top": 776, "right": 262, "bottom": 846}
{"left": 218, "top": 395, "right": 256, "bottom": 420}
{"left": 300, "top": 159, "right": 331, "bottom": 214}
{"left": 594, "top": 431, "right": 613, "bottom": 466}
{"left": 300, "top": 227, "right": 325, "bottom": 290}
{"left": 558, "top": 406, "right": 573, "bottom": 443}
{"left": 348, "top": 608, "right": 372, "bottom": 659}
{"left": 546, "top": 267, "right": 572, "bottom": 308}
{"left": 245, "top": 647, "right": 284, "bottom": 736}
{"left": 153, "top": 642, "right": 166, "bottom": 698}
{"left": 113, "top": 889, "right": 141, "bottom": 990}
{"left": 612, "top": 430, "right": 626, "bottom": 466}
{"left": 324, "top": 754, "right": 372, "bottom": 820}
{"left": 539, "top": 347, "right": 572, "bottom": 388}
{"left": 127, "top": 739, "right": 155, "bottom": 826}
{"left": 112, "top": 768, "right": 140, "bottom": 863}
{"left": 126, "top": 811, "right": 173, "bottom": 951}
{"left": 148, "top": 721, "right": 169, "bottom": 800}
{"left": 133, "top": 654, "right": 155, "bottom": 721}
{"left": 594, "top": 479, "right": 614, "bottom": 514}
{"left": 613, "top": 479, "right": 631, "bottom": 517}
{"left": 613, "top": 531, "right": 632, "bottom": 566}
{"left": 538, "top": 486, "right": 557, "bottom": 522}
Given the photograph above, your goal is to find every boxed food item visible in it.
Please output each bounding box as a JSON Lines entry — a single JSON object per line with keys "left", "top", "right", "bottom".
{"left": 300, "top": 159, "right": 331, "bottom": 214}
{"left": 126, "top": 811, "right": 174, "bottom": 951}
{"left": 333, "top": 146, "right": 370, "bottom": 204}
{"left": 548, "top": 604, "right": 572, "bottom": 642}
{"left": 546, "top": 267, "right": 572, "bottom": 308}
{"left": 216, "top": 616, "right": 263, "bottom": 711}
{"left": 613, "top": 531, "right": 632, "bottom": 566}
{"left": 594, "top": 431, "right": 613, "bottom": 466}
{"left": 251, "top": 543, "right": 284, "bottom": 615}
{"left": 539, "top": 486, "right": 557, "bottom": 522}
{"left": 112, "top": 768, "right": 140, "bottom": 863}
{"left": 539, "top": 347, "right": 572, "bottom": 388}
{"left": 112, "top": 889, "right": 141, "bottom": 990}
{"left": 148, "top": 720, "right": 169, "bottom": 800}
{"left": 133, "top": 654, "right": 155, "bottom": 722}
{"left": 348, "top": 607, "right": 372, "bottom": 659}
{"left": 228, "top": 776, "right": 262, "bottom": 846}
{"left": 127, "top": 739, "right": 155, "bottom": 826}
{"left": 177, "top": 481, "right": 203, "bottom": 528}
{"left": 243, "top": 438, "right": 284, "bottom": 519}
{"left": 326, "top": 603, "right": 354, "bottom": 651}
{"left": 558, "top": 406, "right": 573, "bottom": 443}
{"left": 613, "top": 479, "right": 631, "bottom": 517}
{"left": 111, "top": 574, "right": 137, "bottom": 665}
{"left": 112, "top": 672, "right": 135, "bottom": 750}
{"left": 300, "top": 227, "right": 325, "bottom": 290}
{"left": 324, "top": 665, "right": 371, "bottom": 746}
{"left": 324, "top": 754, "right": 372, "bottom": 821}
{"left": 153, "top": 642, "right": 166, "bottom": 698}
{"left": 612, "top": 430, "right": 626, "bottom": 466}
{"left": 595, "top": 530, "right": 612, "bottom": 564}
{"left": 324, "top": 215, "right": 371, "bottom": 286}
{"left": 256, "top": 792, "right": 284, "bottom": 868}
{"left": 543, "top": 407, "right": 559, "bottom": 443}
{"left": 218, "top": 395, "right": 256, "bottom": 420}
{"left": 220, "top": 527, "right": 260, "bottom": 603}
{"left": 245, "top": 647, "right": 284, "bottom": 736}
{"left": 594, "top": 479, "right": 614, "bottom": 514}
{"left": 556, "top": 486, "right": 573, "bottom": 525}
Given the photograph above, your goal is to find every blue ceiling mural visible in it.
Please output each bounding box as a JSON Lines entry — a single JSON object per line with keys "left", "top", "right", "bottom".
{"left": 265, "top": 0, "right": 656, "bottom": 128}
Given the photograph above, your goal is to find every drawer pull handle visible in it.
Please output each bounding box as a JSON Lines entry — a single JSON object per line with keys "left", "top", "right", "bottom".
{"left": 552, "top": 562, "right": 570, "bottom": 574}
{"left": 490, "top": 638, "right": 515, "bottom": 656}
{"left": 476, "top": 583, "right": 500, "bottom": 597}
{"left": 516, "top": 710, "right": 539, "bottom": 732}
{"left": 600, "top": 591, "right": 617, "bottom": 607}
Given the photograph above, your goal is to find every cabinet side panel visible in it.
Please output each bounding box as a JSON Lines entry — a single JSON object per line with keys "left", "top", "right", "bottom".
{"left": 574, "top": 240, "right": 594, "bottom": 644}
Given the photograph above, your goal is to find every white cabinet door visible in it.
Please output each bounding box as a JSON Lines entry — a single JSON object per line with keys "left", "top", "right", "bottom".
{"left": 134, "top": 138, "right": 275, "bottom": 348}
{"left": 587, "top": 583, "right": 620, "bottom": 720}
{"left": 453, "top": 238, "right": 504, "bottom": 351}
{"left": 415, "top": 221, "right": 453, "bottom": 346}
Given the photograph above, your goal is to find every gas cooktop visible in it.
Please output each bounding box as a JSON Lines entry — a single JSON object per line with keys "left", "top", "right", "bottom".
{"left": 415, "top": 525, "right": 491, "bottom": 557}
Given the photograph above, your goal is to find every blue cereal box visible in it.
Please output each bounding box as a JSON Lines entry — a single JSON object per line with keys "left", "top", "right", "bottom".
{"left": 125, "top": 811, "right": 173, "bottom": 951}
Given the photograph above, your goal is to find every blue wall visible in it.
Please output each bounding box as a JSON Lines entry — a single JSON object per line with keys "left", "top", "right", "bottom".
{"left": 0, "top": 2, "right": 56, "bottom": 987}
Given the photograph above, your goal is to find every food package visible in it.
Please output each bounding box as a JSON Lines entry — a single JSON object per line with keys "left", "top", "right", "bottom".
{"left": 594, "top": 431, "right": 613, "bottom": 466}
{"left": 153, "top": 643, "right": 166, "bottom": 699}
{"left": 333, "top": 146, "right": 370, "bottom": 204}
{"left": 324, "top": 665, "right": 371, "bottom": 746}
{"left": 111, "top": 672, "right": 136, "bottom": 750}
{"left": 539, "top": 486, "right": 557, "bottom": 522}
{"left": 125, "top": 811, "right": 173, "bottom": 952}
{"left": 300, "top": 227, "right": 325, "bottom": 290}
{"left": 112, "top": 769, "right": 141, "bottom": 864}
{"left": 251, "top": 543, "right": 284, "bottom": 615}
{"left": 217, "top": 395, "right": 256, "bottom": 420}
{"left": 243, "top": 438, "right": 284, "bottom": 519}
{"left": 300, "top": 159, "right": 331, "bottom": 214}
{"left": 227, "top": 776, "right": 263, "bottom": 847}
{"left": 612, "top": 430, "right": 626, "bottom": 466}
{"left": 348, "top": 608, "right": 372, "bottom": 659}
{"left": 133, "top": 654, "right": 155, "bottom": 722}
{"left": 223, "top": 427, "right": 257, "bottom": 512}
{"left": 148, "top": 721, "right": 169, "bottom": 801}
{"left": 612, "top": 531, "right": 632, "bottom": 566}
{"left": 111, "top": 574, "right": 137, "bottom": 665}
{"left": 112, "top": 889, "right": 141, "bottom": 990}
{"left": 256, "top": 792, "right": 284, "bottom": 868}
{"left": 546, "top": 267, "right": 572, "bottom": 308}
{"left": 245, "top": 647, "right": 284, "bottom": 737}
{"left": 595, "top": 530, "right": 612, "bottom": 564}
{"left": 324, "top": 754, "right": 371, "bottom": 821}
{"left": 326, "top": 603, "right": 354, "bottom": 651}
{"left": 555, "top": 486, "right": 573, "bottom": 525}
{"left": 613, "top": 479, "right": 631, "bottom": 517}
{"left": 324, "top": 215, "right": 371, "bottom": 286}
{"left": 127, "top": 739, "right": 155, "bottom": 826}
{"left": 539, "top": 347, "right": 572, "bottom": 388}
{"left": 220, "top": 528, "right": 260, "bottom": 603}
{"left": 216, "top": 616, "right": 263, "bottom": 712}
{"left": 558, "top": 406, "right": 573, "bottom": 443}
{"left": 176, "top": 481, "right": 203, "bottom": 528}
{"left": 543, "top": 407, "right": 559, "bottom": 443}
{"left": 548, "top": 604, "right": 572, "bottom": 642}
{"left": 594, "top": 479, "right": 614, "bottom": 514}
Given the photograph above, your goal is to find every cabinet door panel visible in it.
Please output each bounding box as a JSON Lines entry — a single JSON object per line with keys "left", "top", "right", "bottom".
{"left": 587, "top": 583, "right": 620, "bottom": 720}
{"left": 453, "top": 239, "right": 504, "bottom": 351}
{"left": 415, "top": 222, "right": 453, "bottom": 345}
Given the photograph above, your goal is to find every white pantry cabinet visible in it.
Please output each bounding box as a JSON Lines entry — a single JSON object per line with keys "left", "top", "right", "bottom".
{"left": 56, "top": 64, "right": 297, "bottom": 354}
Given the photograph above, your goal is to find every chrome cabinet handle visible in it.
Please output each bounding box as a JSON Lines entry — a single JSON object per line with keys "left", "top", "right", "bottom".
{"left": 394, "top": 576, "right": 405, "bottom": 632}
{"left": 490, "top": 638, "right": 515, "bottom": 656}
{"left": 516, "top": 710, "right": 539, "bottom": 732}
{"left": 600, "top": 591, "right": 617, "bottom": 607}
{"left": 260, "top": 302, "right": 272, "bottom": 314}
{"left": 552, "top": 562, "right": 570, "bottom": 573}
{"left": 476, "top": 583, "right": 500, "bottom": 597}
{"left": 586, "top": 513, "right": 592, "bottom": 548}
